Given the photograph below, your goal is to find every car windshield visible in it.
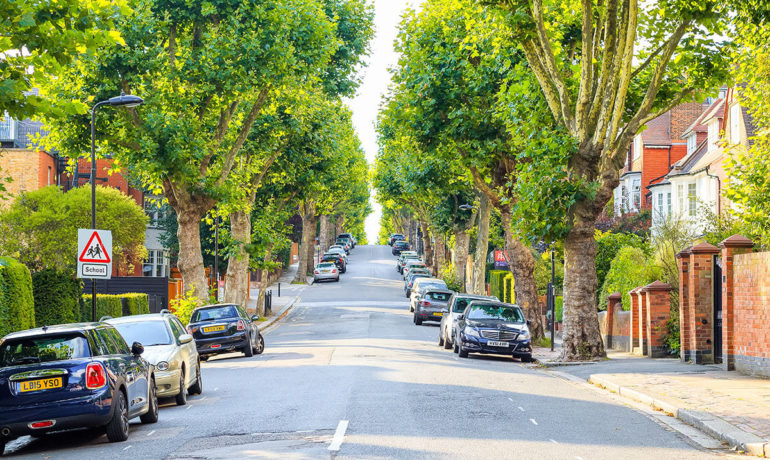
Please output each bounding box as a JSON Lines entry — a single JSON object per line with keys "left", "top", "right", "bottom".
{"left": 318, "top": 263, "right": 335, "bottom": 268}
{"left": 453, "top": 299, "right": 470, "bottom": 312}
{"left": 467, "top": 305, "right": 524, "bottom": 322}
{"left": 426, "top": 292, "right": 451, "bottom": 301}
{"left": 191, "top": 305, "right": 240, "bottom": 323}
{"left": 112, "top": 321, "right": 173, "bottom": 346}
{"left": 0, "top": 334, "right": 91, "bottom": 366}
{"left": 419, "top": 282, "right": 447, "bottom": 291}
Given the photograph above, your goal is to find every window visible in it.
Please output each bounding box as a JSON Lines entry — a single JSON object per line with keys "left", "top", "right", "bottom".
{"left": 686, "top": 134, "right": 696, "bottom": 154}
{"left": 688, "top": 183, "right": 697, "bottom": 217}
{"left": 667, "top": 192, "right": 672, "bottom": 215}
{"left": 632, "top": 178, "right": 641, "bottom": 210}
{"left": 0, "top": 335, "right": 90, "bottom": 366}
{"left": 621, "top": 186, "right": 629, "bottom": 212}
{"left": 47, "top": 166, "right": 52, "bottom": 186}
{"left": 114, "top": 321, "right": 173, "bottom": 346}
{"left": 708, "top": 120, "right": 719, "bottom": 152}
{"left": 143, "top": 250, "right": 169, "bottom": 277}
{"left": 678, "top": 184, "right": 684, "bottom": 215}
{"left": 657, "top": 193, "right": 663, "bottom": 211}
{"left": 143, "top": 197, "right": 167, "bottom": 228}
{"left": 633, "top": 135, "right": 642, "bottom": 160}
{"left": 168, "top": 318, "right": 186, "bottom": 341}
{"left": 730, "top": 104, "right": 741, "bottom": 145}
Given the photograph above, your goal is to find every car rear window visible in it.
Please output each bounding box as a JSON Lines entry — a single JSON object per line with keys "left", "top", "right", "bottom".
{"left": 0, "top": 334, "right": 90, "bottom": 367}
{"left": 426, "top": 292, "right": 451, "bottom": 301}
{"left": 454, "top": 299, "right": 470, "bottom": 312}
{"left": 467, "top": 305, "right": 524, "bottom": 322}
{"left": 112, "top": 321, "right": 173, "bottom": 347}
{"left": 191, "top": 305, "right": 240, "bottom": 323}
{"left": 318, "top": 263, "right": 336, "bottom": 268}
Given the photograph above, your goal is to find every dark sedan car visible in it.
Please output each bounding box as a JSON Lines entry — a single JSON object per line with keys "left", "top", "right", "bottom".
{"left": 187, "top": 304, "right": 264, "bottom": 360}
{"left": 413, "top": 289, "right": 454, "bottom": 325}
{"left": 0, "top": 323, "right": 159, "bottom": 453}
{"left": 392, "top": 240, "right": 411, "bottom": 255}
{"left": 321, "top": 253, "right": 346, "bottom": 273}
{"left": 454, "top": 301, "right": 533, "bottom": 362}
{"left": 389, "top": 233, "right": 405, "bottom": 246}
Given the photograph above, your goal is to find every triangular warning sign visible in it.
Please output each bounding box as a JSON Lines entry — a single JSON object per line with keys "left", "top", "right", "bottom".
{"left": 78, "top": 231, "right": 112, "bottom": 263}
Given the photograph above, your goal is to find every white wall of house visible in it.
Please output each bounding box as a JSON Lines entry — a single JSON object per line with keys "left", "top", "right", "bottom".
{"left": 613, "top": 171, "right": 642, "bottom": 216}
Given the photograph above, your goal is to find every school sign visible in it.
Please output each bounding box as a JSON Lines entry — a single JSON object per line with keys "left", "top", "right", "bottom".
{"left": 77, "top": 229, "right": 113, "bottom": 279}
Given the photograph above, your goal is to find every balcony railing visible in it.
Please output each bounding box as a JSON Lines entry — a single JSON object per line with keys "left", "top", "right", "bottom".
{"left": 0, "top": 117, "right": 16, "bottom": 141}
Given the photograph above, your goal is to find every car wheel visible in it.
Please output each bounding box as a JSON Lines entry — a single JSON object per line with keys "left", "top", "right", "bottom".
{"left": 438, "top": 333, "right": 444, "bottom": 347}
{"left": 175, "top": 370, "right": 188, "bottom": 406}
{"left": 458, "top": 343, "right": 469, "bottom": 358}
{"left": 200, "top": 355, "right": 208, "bottom": 362}
{"left": 255, "top": 334, "right": 265, "bottom": 354}
{"left": 105, "top": 389, "right": 129, "bottom": 442}
{"left": 520, "top": 354, "right": 534, "bottom": 363}
{"left": 0, "top": 440, "right": 5, "bottom": 455}
{"left": 141, "top": 378, "right": 159, "bottom": 423}
{"left": 453, "top": 338, "right": 459, "bottom": 354}
{"left": 443, "top": 331, "right": 452, "bottom": 350}
{"left": 243, "top": 336, "right": 254, "bottom": 357}
{"left": 414, "top": 315, "right": 422, "bottom": 326}
{"left": 189, "top": 362, "right": 203, "bottom": 395}
{"left": 335, "top": 277, "right": 340, "bottom": 282}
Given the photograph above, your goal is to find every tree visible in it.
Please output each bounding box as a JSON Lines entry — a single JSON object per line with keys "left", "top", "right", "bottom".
{"left": 0, "top": 185, "right": 147, "bottom": 273}
{"left": 485, "top": 0, "right": 734, "bottom": 359}
{"left": 44, "top": 0, "right": 340, "bottom": 304}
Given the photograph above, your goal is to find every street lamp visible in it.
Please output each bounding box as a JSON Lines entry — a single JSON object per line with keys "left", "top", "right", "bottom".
{"left": 89, "top": 92, "right": 144, "bottom": 321}
{"left": 458, "top": 204, "right": 474, "bottom": 211}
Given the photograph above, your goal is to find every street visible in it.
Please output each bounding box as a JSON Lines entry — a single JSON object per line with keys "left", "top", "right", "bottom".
{"left": 4, "top": 245, "right": 727, "bottom": 459}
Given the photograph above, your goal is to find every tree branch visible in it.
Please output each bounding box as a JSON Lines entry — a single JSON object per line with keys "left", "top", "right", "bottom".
{"left": 521, "top": 40, "right": 568, "bottom": 128}
{"left": 200, "top": 99, "right": 240, "bottom": 175}
{"left": 469, "top": 165, "right": 506, "bottom": 211}
{"left": 575, "top": 0, "right": 594, "bottom": 130}
{"left": 586, "top": 0, "right": 621, "bottom": 138}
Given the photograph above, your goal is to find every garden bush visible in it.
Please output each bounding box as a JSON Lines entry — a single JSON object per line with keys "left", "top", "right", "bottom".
{"left": 595, "top": 231, "right": 649, "bottom": 301}
{"left": 438, "top": 264, "right": 462, "bottom": 292}
{"left": 122, "top": 293, "right": 150, "bottom": 316}
{"left": 81, "top": 294, "right": 123, "bottom": 321}
{"left": 599, "top": 247, "right": 659, "bottom": 309}
{"left": 503, "top": 274, "right": 515, "bottom": 303}
{"left": 32, "top": 269, "right": 82, "bottom": 327}
{"left": 0, "top": 257, "right": 35, "bottom": 335}
{"left": 170, "top": 290, "right": 199, "bottom": 326}
{"left": 488, "top": 270, "right": 508, "bottom": 301}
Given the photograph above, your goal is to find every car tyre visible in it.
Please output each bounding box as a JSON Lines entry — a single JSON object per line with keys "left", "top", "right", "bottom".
{"left": 0, "top": 440, "right": 5, "bottom": 455}
{"left": 453, "top": 338, "right": 459, "bottom": 354}
{"left": 141, "top": 378, "right": 159, "bottom": 423}
{"left": 175, "top": 370, "right": 188, "bottom": 406}
{"left": 189, "top": 363, "right": 203, "bottom": 395}
{"left": 443, "top": 331, "right": 452, "bottom": 350}
{"left": 458, "top": 343, "right": 469, "bottom": 358}
{"left": 335, "top": 277, "right": 340, "bottom": 282}
{"left": 438, "top": 333, "right": 444, "bottom": 347}
{"left": 243, "top": 336, "right": 254, "bottom": 357}
{"left": 255, "top": 334, "right": 265, "bottom": 354}
{"left": 105, "top": 390, "right": 129, "bottom": 442}
{"left": 414, "top": 315, "right": 422, "bottom": 326}
{"left": 520, "top": 354, "right": 534, "bottom": 363}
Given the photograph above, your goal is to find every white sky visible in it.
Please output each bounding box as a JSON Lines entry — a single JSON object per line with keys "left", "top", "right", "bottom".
{"left": 345, "top": 0, "right": 425, "bottom": 244}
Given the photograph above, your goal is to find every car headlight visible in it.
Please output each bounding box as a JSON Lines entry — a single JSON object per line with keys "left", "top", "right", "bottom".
{"left": 518, "top": 329, "right": 530, "bottom": 340}
{"left": 156, "top": 361, "right": 170, "bottom": 371}
{"left": 464, "top": 327, "right": 480, "bottom": 337}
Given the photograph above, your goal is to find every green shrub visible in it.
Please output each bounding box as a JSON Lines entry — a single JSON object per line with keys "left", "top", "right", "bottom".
{"left": 439, "top": 264, "right": 462, "bottom": 292}
{"left": 489, "top": 270, "right": 508, "bottom": 301}
{"left": 32, "top": 269, "right": 82, "bottom": 327}
{"left": 122, "top": 293, "right": 149, "bottom": 315}
{"left": 555, "top": 296, "right": 563, "bottom": 322}
{"left": 595, "top": 230, "right": 649, "bottom": 302}
{"left": 0, "top": 257, "right": 35, "bottom": 335}
{"left": 599, "top": 247, "right": 659, "bottom": 310}
{"left": 81, "top": 294, "right": 123, "bottom": 321}
{"left": 170, "top": 290, "right": 199, "bottom": 326}
{"left": 0, "top": 267, "right": 8, "bottom": 338}
{"left": 503, "top": 274, "right": 515, "bottom": 303}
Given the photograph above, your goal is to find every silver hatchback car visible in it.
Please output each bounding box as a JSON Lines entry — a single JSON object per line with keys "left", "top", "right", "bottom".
{"left": 313, "top": 262, "right": 340, "bottom": 282}
{"left": 413, "top": 289, "right": 454, "bottom": 325}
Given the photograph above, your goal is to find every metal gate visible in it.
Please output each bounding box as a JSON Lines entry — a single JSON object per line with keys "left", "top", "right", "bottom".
{"left": 713, "top": 255, "right": 723, "bottom": 363}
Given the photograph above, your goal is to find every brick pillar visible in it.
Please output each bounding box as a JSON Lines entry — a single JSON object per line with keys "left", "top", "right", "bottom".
{"left": 606, "top": 292, "right": 622, "bottom": 349}
{"left": 629, "top": 288, "right": 641, "bottom": 354}
{"left": 643, "top": 281, "right": 673, "bottom": 358}
{"left": 688, "top": 243, "right": 720, "bottom": 364}
{"left": 677, "top": 247, "right": 692, "bottom": 363}
{"left": 719, "top": 235, "right": 754, "bottom": 371}
{"left": 638, "top": 289, "right": 649, "bottom": 356}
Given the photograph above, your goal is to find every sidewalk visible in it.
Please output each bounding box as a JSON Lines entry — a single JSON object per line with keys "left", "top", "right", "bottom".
{"left": 550, "top": 351, "right": 770, "bottom": 456}
{"left": 245, "top": 263, "right": 311, "bottom": 332}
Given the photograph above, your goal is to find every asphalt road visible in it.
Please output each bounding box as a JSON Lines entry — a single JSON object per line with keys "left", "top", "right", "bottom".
{"left": 4, "top": 245, "right": 729, "bottom": 459}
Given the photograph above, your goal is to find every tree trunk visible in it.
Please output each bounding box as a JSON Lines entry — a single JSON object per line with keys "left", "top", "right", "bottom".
{"left": 434, "top": 233, "right": 447, "bottom": 275}
{"left": 305, "top": 214, "right": 317, "bottom": 276}
{"left": 334, "top": 215, "right": 344, "bottom": 237}
{"left": 419, "top": 221, "right": 433, "bottom": 271}
{"left": 471, "top": 194, "right": 491, "bottom": 295}
{"left": 501, "top": 210, "right": 544, "bottom": 340}
{"left": 561, "top": 219, "right": 606, "bottom": 360}
{"left": 224, "top": 209, "right": 251, "bottom": 308}
{"left": 174, "top": 205, "right": 210, "bottom": 304}
{"left": 319, "top": 215, "right": 331, "bottom": 253}
{"left": 453, "top": 228, "right": 471, "bottom": 287}
{"left": 256, "top": 242, "right": 275, "bottom": 316}
{"left": 293, "top": 201, "right": 315, "bottom": 284}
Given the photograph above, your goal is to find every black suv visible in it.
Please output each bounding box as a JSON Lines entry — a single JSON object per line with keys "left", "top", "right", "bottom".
{"left": 187, "top": 304, "right": 264, "bottom": 360}
{"left": 392, "top": 240, "right": 411, "bottom": 255}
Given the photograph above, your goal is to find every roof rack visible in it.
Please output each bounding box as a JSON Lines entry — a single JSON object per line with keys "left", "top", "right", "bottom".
{"left": 159, "top": 309, "right": 172, "bottom": 315}
{"left": 99, "top": 316, "right": 113, "bottom": 322}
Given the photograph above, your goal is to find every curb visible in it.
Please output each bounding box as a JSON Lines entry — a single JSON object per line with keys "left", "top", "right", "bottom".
{"left": 258, "top": 295, "right": 300, "bottom": 332}
{"left": 587, "top": 374, "right": 769, "bottom": 457}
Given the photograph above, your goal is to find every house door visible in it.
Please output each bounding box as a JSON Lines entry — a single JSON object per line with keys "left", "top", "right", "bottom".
{"left": 713, "top": 255, "right": 723, "bottom": 363}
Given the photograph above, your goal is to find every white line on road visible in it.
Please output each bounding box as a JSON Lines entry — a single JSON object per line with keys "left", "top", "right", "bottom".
{"left": 518, "top": 406, "right": 525, "bottom": 412}
{"left": 328, "top": 420, "right": 349, "bottom": 452}
{"left": 550, "top": 439, "right": 558, "bottom": 444}
{"left": 576, "top": 457, "right": 584, "bottom": 460}
{"left": 123, "top": 445, "right": 132, "bottom": 451}
{"left": 186, "top": 405, "right": 192, "bottom": 410}
{"left": 530, "top": 418, "right": 538, "bottom": 426}
{"left": 146, "top": 430, "right": 155, "bottom": 437}
{"left": 214, "top": 387, "right": 219, "bottom": 392}
{"left": 507, "top": 397, "right": 513, "bottom": 402}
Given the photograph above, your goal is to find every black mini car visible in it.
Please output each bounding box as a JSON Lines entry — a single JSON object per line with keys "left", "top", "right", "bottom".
{"left": 187, "top": 304, "right": 264, "bottom": 360}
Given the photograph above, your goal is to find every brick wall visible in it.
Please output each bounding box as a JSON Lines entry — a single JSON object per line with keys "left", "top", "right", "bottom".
{"left": 0, "top": 149, "right": 44, "bottom": 207}
{"left": 731, "top": 251, "right": 770, "bottom": 377}
{"left": 671, "top": 101, "right": 707, "bottom": 140}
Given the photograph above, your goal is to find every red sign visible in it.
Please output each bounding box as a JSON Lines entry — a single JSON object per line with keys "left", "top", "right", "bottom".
{"left": 78, "top": 231, "right": 112, "bottom": 263}
{"left": 494, "top": 250, "right": 507, "bottom": 262}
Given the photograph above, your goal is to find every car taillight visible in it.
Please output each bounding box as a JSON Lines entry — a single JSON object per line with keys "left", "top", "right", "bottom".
{"left": 332, "top": 269, "right": 337, "bottom": 273}
{"left": 29, "top": 420, "right": 55, "bottom": 429}
{"left": 315, "top": 270, "right": 320, "bottom": 274}
{"left": 421, "top": 301, "right": 431, "bottom": 307}
{"left": 85, "top": 362, "right": 107, "bottom": 390}
{"left": 237, "top": 320, "right": 246, "bottom": 331}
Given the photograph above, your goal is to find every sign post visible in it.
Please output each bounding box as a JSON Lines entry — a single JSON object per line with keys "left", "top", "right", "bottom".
{"left": 77, "top": 229, "right": 113, "bottom": 321}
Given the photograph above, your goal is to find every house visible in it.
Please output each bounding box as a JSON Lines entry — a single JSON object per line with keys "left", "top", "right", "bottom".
{"left": 613, "top": 101, "right": 711, "bottom": 215}
{"left": 649, "top": 87, "right": 755, "bottom": 235}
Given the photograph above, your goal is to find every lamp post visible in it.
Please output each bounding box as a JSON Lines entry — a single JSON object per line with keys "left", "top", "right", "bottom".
{"left": 550, "top": 243, "right": 556, "bottom": 352}
{"left": 90, "top": 92, "right": 143, "bottom": 321}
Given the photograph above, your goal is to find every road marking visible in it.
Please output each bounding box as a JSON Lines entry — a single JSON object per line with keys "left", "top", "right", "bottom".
{"left": 123, "top": 445, "right": 132, "bottom": 451}
{"left": 214, "top": 387, "right": 219, "bottom": 392}
{"left": 550, "top": 439, "right": 558, "bottom": 444}
{"left": 507, "top": 397, "right": 513, "bottom": 402}
{"left": 576, "top": 457, "right": 584, "bottom": 460}
{"left": 198, "top": 396, "right": 207, "bottom": 401}
{"left": 530, "top": 418, "right": 538, "bottom": 426}
{"left": 328, "top": 420, "right": 349, "bottom": 452}
{"left": 186, "top": 405, "right": 192, "bottom": 410}
{"left": 146, "top": 430, "right": 155, "bottom": 437}
{"left": 518, "top": 406, "right": 525, "bottom": 412}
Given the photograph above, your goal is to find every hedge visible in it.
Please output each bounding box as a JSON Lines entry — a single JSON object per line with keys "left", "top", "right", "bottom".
{"left": 489, "top": 270, "right": 508, "bottom": 301}
{"left": 32, "top": 269, "right": 82, "bottom": 327}
{"left": 503, "top": 275, "right": 515, "bottom": 303}
{"left": 0, "top": 257, "right": 35, "bottom": 336}
{"left": 122, "top": 293, "right": 150, "bottom": 316}
{"left": 81, "top": 294, "right": 124, "bottom": 322}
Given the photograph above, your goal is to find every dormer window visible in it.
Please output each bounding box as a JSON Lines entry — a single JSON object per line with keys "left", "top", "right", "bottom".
{"left": 686, "top": 133, "right": 696, "bottom": 154}
{"left": 633, "top": 134, "right": 642, "bottom": 161}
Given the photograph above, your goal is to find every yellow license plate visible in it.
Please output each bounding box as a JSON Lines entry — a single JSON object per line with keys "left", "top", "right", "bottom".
{"left": 203, "top": 325, "right": 226, "bottom": 333}
{"left": 433, "top": 312, "right": 444, "bottom": 316}
{"left": 19, "top": 377, "right": 63, "bottom": 393}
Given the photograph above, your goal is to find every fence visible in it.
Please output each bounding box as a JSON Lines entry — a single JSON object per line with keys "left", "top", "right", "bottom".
{"left": 85, "top": 277, "right": 169, "bottom": 313}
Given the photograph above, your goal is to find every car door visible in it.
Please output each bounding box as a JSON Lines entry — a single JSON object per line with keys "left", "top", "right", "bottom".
{"left": 168, "top": 317, "right": 194, "bottom": 387}
{"left": 105, "top": 327, "right": 149, "bottom": 417}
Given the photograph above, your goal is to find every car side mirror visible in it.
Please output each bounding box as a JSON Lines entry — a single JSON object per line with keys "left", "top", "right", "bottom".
{"left": 457, "top": 314, "right": 464, "bottom": 320}
{"left": 179, "top": 334, "right": 193, "bottom": 344}
{"left": 251, "top": 314, "right": 260, "bottom": 322}
{"left": 131, "top": 342, "right": 145, "bottom": 355}
{"left": 527, "top": 320, "right": 532, "bottom": 327}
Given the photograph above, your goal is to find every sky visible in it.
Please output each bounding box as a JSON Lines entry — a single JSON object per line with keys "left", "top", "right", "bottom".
{"left": 346, "top": 0, "right": 425, "bottom": 244}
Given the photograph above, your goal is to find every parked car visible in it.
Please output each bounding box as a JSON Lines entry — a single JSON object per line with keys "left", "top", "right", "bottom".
{"left": 105, "top": 312, "right": 202, "bottom": 406}
{"left": 327, "top": 246, "right": 349, "bottom": 264}
{"left": 438, "top": 294, "right": 499, "bottom": 349}
{"left": 313, "top": 262, "right": 340, "bottom": 283}
{"left": 334, "top": 239, "right": 351, "bottom": 254}
{"left": 322, "top": 253, "right": 346, "bottom": 273}
{"left": 404, "top": 267, "right": 431, "bottom": 288}
{"left": 392, "top": 240, "right": 411, "bottom": 255}
{"left": 402, "top": 260, "right": 428, "bottom": 279}
{"left": 453, "top": 301, "right": 533, "bottom": 362}
{"left": 409, "top": 277, "right": 449, "bottom": 312}
{"left": 404, "top": 270, "right": 432, "bottom": 297}
{"left": 397, "top": 253, "right": 420, "bottom": 273}
{"left": 0, "top": 323, "right": 159, "bottom": 451}
{"left": 389, "top": 233, "right": 405, "bottom": 246}
{"left": 413, "top": 289, "right": 454, "bottom": 325}
{"left": 186, "top": 304, "right": 264, "bottom": 360}
{"left": 337, "top": 233, "right": 356, "bottom": 248}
